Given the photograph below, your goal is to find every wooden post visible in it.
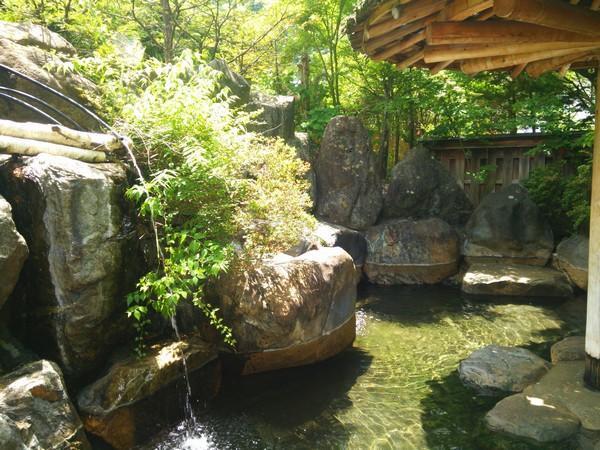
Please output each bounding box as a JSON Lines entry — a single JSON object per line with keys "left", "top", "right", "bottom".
{"left": 586, "top": 64, "right": 600, "bottom": 390}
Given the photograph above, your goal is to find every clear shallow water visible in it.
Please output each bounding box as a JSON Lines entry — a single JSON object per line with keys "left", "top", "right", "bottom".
{"left": 146, "top": 285, "right": 586, "bottom": 450}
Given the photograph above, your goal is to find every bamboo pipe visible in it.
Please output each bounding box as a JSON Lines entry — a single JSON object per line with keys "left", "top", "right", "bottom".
{"left": 0, "top": 135, "right": 107, "bottom": 162}
{"left": 585, "top": 63, "right": 600, "bottom": 391}
{"left": 493, "top": 0, "right": 600, "bottom": 37}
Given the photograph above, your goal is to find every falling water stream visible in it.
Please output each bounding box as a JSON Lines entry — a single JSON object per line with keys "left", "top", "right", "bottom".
{"left": 146, "top": 285, "right": 586, "bottom": 450}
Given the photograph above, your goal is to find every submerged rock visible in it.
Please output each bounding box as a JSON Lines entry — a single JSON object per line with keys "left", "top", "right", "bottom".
{"left": 0, "top": 155, "right": 141, "bottom": 380}
{"left": 77, "top": 335, "right": 220, "bottom": 450}
{"left": 217, "top": 247, "right": 358, "bottom": 374}
{"left": 382, "top": 146, "right": 473, "bottom": 226}
{"left": 554, "top": 235, "right": 589, "bottom": 290}
{"left": 364, "top": 218, "right": 459, "bottom": 285}
{"left": 0, "top": 194, "right": 28, "bottom": 310}
{"left": 462, "top": 263, "right": 573, "bottom": 298}
{"left": 485, "top": 393, "right": 580, "bottom": 444}
{"left": 0, "top": 360, "right": 91, "bottom": 450}
{"left": 315, "top": 116, "right": 382, "bottom": 230}
{"left": 463, "top": 184, "right": 554, "bottom": 266}
{"left": 459, "top": 345, "right": 551, "bottom": 396}
{"left": 551, "top": 336, "right": 586, "bottom": 364}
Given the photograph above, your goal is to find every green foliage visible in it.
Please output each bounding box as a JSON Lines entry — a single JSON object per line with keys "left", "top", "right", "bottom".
{"left": 300, "top": 106, "right": 340, "bottom": 142}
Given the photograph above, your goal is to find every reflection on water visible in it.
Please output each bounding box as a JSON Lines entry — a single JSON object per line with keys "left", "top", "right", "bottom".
{"left": 145, "top": 285, "right": 585, "bottom": 450}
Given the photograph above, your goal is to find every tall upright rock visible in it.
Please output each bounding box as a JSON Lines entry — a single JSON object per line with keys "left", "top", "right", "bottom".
{"left": 0, "top": 193, "right": 28, "bottom": 310}
{"left": 0, "top": 155, "right": 141, "bottom": 380}
{"left": 314, "top": 116, "right": 382, "bottom": 230}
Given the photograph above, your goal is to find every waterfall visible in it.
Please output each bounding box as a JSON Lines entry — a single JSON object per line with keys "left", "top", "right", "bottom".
{"left": 170, "top": 315, "right": 198, "bottom": 432}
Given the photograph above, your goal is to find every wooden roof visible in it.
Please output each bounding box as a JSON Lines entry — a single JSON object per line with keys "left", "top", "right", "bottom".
{"left": 347, "top": 0, "right": 600, "bottom": 76}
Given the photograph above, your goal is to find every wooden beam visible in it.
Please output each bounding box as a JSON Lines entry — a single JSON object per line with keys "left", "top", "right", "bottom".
{"left": 426, "top": 20, "right": 599, "bottom": 45}
{"left": 367, "top": 0, "right": 413, "bottom": 25}
{"left": 585, "top": 64, "right": 600, "bottom": 390}
{"left": 0, "top": 135, "right": 107, "bottom": 162}
{"left": 364, "top": 14, "right": 437, "bottom": 54}
{"left": 396, "top": 49, "right": 425, "bottom": 69}
{"left": 461, "top": 47, "right": 597, "bottom": 74}
{"left": 525, "top": 51, "right": 594, "bottom": 77}
{"left": 431, "top": 60, "right": 453, "bottom": 74}
{"left": 511, "top": 63, "right": 527, "bottom": 79}
{"left": 424, "top": 42, "right": 600, "bottom": 63}
{"left": 494, "top": 0, "right": 600, "bottom": 37}
{"left": 366, "top": 0, "right": 447, "bottom": 40}
{"left": 373, "top": 30, "right": 426, "bottom": 61}
{"left": 443, "top": 0, "right": 493, "bottom": 20}
{"left": 558, "top": 63, "right": 571, "bottom": 77}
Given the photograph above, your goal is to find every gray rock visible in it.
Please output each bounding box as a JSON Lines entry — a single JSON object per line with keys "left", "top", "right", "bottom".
{"left": 0, "top": 36, "right": 100, "bottom": 130}
{"left": 0, "top": 360, "right": 91, "bottom": 450}
{"left": 382, "top": 146, "right": 473, "bottom": 226}
{"left": 485, "top": 393, "right": 580, "bottom": 443}
{"left": 209, "top": 58, "right": 251, "bottom": 105}
{"left": 315, "top": 116, "right": 382, "bottom": 230}
{"left": 0, "top": 328, "right": 37, "bottom": 375}
{"left": 459, "top": 345, "right": 551, "bottom": 395}
{"left": 314, "top": 221, "right": 368, "bottom": 268}
{"left": 0, "top": 155, "right": 141, "bottom": 380}
{"left": 216, "top": 247, "right": 358, "bottom": 373}
{"left": 288, "top": 132, "right": 317, "bottom": 203}
{"left": 364, "top": 218, "right": 459, "bottom": 285}
{"left": 0, "top": 195, "right": 28, "bottom": 310}
{"left": 462, "top": 263, "right": 573, "bottom": 297}
{"left": 555, "top": 235, "right": 589, "bottom": 290}
{"left": 78, "top": 335, "right": 220, "bottom": 450}
{"left": 463, "top": 184, "right": 554, "bottom": 265}
{"left": 551, "top": 336, "right": 586, "bottom": 364}
{"left": 248, "top": 92, "right": 295, "bottom": 140}
{"left": 0, "top": 20, "right": 75, "bottom": 54}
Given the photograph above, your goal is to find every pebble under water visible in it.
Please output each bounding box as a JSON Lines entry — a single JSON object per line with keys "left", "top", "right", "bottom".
{"left": 144, "top": 285, "right": 586, "bottom": 450}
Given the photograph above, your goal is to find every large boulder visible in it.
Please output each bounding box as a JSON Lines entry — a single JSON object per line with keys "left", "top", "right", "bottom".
{"left": 248, "top": 92, "right": 295, "bottom": 140}
{"left": 462, "top": 263, "right": 573, "bottom": 298}
{"left": 77, "top": 336, "right": 221, "bottom": 450}
{"left": 364, "top": 218, "right": 460, "bottom": 285}
{"left": 382, "top": 146, "right": 473, "bottom": 226}
{"left": 314, "top": 116, "right": 383, "bottom": 230}
{"left": 209, "top": 58, "right": 251, "bottom": 105}
{"left": 0, "top": 155, "right": 141, "bottom": 380}
{"left": 216, "top": 247, "right": 358, "bottom": 374}
{"left": 0, "top": 360, "right": 91, "bottom": 449}
{"left": 463, "top": 184, "right": 554, "bottom": 265}
{"left": 459, "top": 345, "right": 551, "bottom": 396}
{"left": 0, "top": 194, "right": 28, "bottom": 310}
{"left": 554, "top": 235, "right": 589, "bottom": 290}
{"left": 0, "top": 25, "right": 100, "bottom": 130}
{"left": 314, "top": 221, "right": 368, "bottom": 269}
{"left": 289, "top": 131, "right": 317, "bottom": 203}
{"left": 551, "top": 336, "right": 585, "bottom": 364}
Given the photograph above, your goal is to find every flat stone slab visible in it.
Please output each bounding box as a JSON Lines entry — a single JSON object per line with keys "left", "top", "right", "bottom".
{"left": 459, "top": 345, "right": 551, "bottom": 395}
{"left": 551, "top": 336, "right": 586, "bottom": 364}
{"left": 524, "top": 361, "right": 600, "bottom": 434}
{"left": 462, "top": 263, "right": 573, "bottom": 297}
{"left": 485, "top": 393, "right": 581, "bottom": 443}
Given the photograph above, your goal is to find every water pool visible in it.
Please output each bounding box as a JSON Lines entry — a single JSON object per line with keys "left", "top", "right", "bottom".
{"left": 147, "top": 285, "right": 586, "bottom": 450}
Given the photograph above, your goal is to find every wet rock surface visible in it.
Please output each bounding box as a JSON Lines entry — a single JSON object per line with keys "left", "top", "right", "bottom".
{"left": 77, "top": 335, "right": 220, "bottom": 450}
{"left": 364, "top": 218, "right": 459, "bottom": 285}
{"left": 0, "top": 154, "right": 141, "bottom": 380}
{"left": 382, "top": 146, "right": 473, "bottom": 226}
{"left": 463, "top": 184, "right": 554, "bottom": 266}
{"left": 459, "top": 345, "right": 551, "bottom": 395}
{"left": 315, "top": 116, "right": 382, "bottom": 230}
{"left": 0, "top": 360, "right": 91, "bottom": 450}
{"left": 0, "top": 194, "right": 28, "bottom": 310}
{"left": 554, "top": 235, "right": 589, "bottom": 290}
{"left": 462, "top": 263, "right": 573, "bottom": 298}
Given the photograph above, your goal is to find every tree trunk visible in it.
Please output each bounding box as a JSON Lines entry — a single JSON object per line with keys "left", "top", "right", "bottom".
{"left": 585, "top": 66, "right": 600, "bottom": 390}
{"left": 161, "top": 0, "right": 174, "bottom": 63}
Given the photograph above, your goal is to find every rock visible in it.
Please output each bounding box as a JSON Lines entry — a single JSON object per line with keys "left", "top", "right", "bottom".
{"left": 364, "top": 218, "right": 459, "bottom": 285}
{"left": 248, "top": 92, "right": 295, "bottom": 140}
{"left": 554, "top": 235, "right": 589, "bottom": 290}
{"left": 0, "top": 155, "right": 142, "bottom": 380}
{"left": 209, "top": 58, "right": 251, "bottom": 105}
{"left": 0, "top": 20, "right": 75, "bottom": 54}
{"left": 77, "top": 336, "right": 221, "bottom": 450}
{"left": 0, "top": 35, "right": 100, "bottom": 130}
{"left": 0, "top": 360, "right": 91, "bottom": 449}
{"left": 459, "top": 345, "right": 551, "bottom": 395}
{"left": 551, "top": 337, "right": 586, "bottom": 364}
{"left": 288, "top": 132, "right": 317, "bottom": 203}
{"left": 463, "top": 183, "right": 554, "bottom": 265}
{"left": 0, "top": 195, "right": 28, "bottom": 310}
{"left": 0, "top": 328, "right": 37, "bottom": 375}
{"left": 462, "top": 263, "right": 573, "bottom": 297}
{"left": 315, "top": 116, "right": 383, "bottom": 230}
{"left": 314, "top": 221, "right": 368, "bottom": 268}
{"left": 485, "top": 393, "right": 580, "bottom": 443}
{"left": 216, "top": 247, "right": 358, "bottom": 374}
{"left": 382, "top": 146, "right": 473, "bottom": 226}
